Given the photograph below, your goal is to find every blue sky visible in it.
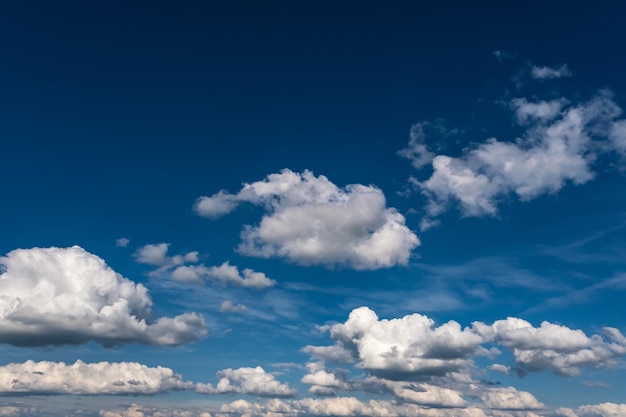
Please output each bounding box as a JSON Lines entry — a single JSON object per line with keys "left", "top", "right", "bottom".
{"left": 1, "top": 2, "right": 626, "bottom": 416}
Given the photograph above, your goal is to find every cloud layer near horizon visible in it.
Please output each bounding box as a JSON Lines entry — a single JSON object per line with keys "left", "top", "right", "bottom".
{"left": 0, "top": 360, "right": 191, "bottom": 395}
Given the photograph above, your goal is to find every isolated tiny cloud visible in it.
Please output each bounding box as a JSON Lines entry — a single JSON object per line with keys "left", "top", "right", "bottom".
{"left": 115, "top": 237, "right": 130, "bottom": 247}
{"left": 220, "top": 300, "right": 247, "bottom": 313}
{"left": 194, "top": 169, "right": 420, "bottom": 270}
{"left": 0, "top": 360, "right": 192, "bottom": 395}
{"left": 530, "top": 63, "right": 572, "bottom": 79}
{"left": 134, "top": 243, "right": 199, "bottom": 267}
{"left": 0, "top": 246, "right": 207, "bottom": 347}
{"left": 195, "top": 366, "right": 297, "bottom": 397}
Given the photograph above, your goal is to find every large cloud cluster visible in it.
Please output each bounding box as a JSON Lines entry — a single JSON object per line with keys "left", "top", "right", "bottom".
{"left": 0, "top": 360, "right": 191, "bottom": 395}
{"left": 481, "top": 318, "right": 626, "bottom": 376}
{"left": 0, "top": 246, "right": 207, "bottom": 347}
{"left": 196, "top": 366, "right": 297, "bottom": 397}
{"left": 304, "top": 307, "right": 626, "bottom": 380}
{"left": 194, "top": 169, "right": 419, "bottom": 270}
{"left": 405, "top": 91, "right": 626, "bottom": 229}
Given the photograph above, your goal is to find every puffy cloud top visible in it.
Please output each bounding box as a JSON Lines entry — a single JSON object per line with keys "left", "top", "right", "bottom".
{"left": 196, "top": 366, "right": 297, "bottom": 397}
{"left": 194, "top": 169, "right": 419, "bottom": 270}
{"left": 305, "top": 307, "right": 485, "bottom": 378}
{"left": 410, "top": 92, "right": 626, "bottom": 228}
{"left": 0, "top": 246, "right": 207, "bottom": 347}
{"left": 305, "top": 307, "right": 626, "bottom": 379}
{"left": 479, "top": 387, "right": 544, "bottom": 410}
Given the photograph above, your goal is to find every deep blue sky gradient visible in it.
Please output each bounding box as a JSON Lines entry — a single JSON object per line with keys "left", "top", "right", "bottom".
{"left": 1, "top": 2, "right": 626, "bottom": 415}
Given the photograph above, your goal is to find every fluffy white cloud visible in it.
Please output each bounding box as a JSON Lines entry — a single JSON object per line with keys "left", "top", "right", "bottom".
{"left": 412, "top": 92, "right": 626, "bottom": 226}
{"left": 480, "top": 387, "right": 544, "bottom": 410}
{"left": 480, "top": 318, "right": 626, "bottom": 376}
{"left": 220, "top": 300, "right": 247, "bottom": 313}
{"left": 381, "top": 381, "right": 466, "bottom": 408}
{"left": 0, "top": 360, "right": 191, "bottom": 395}
{"left": 530, "top": 64, "right": 572, "bottom": 79}
{"left": 135, "top": 244, "right": 275, "bottom": 289}
{"left": 489, "top": 364, "right": 511, "bottom": 374}
{"left": 196, "top": 366, "right": 297, "bottom": 397}
{"left": 307, "top": 307, "right": 626, "bottom": 381}
{"left": 575, "top": 403, "right": 626, "bottom": 417}
{"left": 171, "top": 262, "right": 275, "bottom": 289}
{"left": 134, "top": 243, "right": 199, "bottom": 268}
{"left": 194, "top": 169, "right": 419, "bottom": 270}
{"left": 304, "top": 307, "right": 485, "bottom": 378}
{"left": 0, "top": 246, "right": 207, "bottom": 347}
{"left": 300, "top": 362, "right": 349, "bottom": 396}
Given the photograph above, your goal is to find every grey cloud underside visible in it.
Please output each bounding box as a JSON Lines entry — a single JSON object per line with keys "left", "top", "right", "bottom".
{"left": 0, "top": 246, "right": 207, "bottom": 347}
{"left": 194, "top": 169, "right": 420, "bottom": 270}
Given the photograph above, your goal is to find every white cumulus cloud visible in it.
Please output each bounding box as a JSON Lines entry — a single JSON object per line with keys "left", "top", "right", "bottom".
{"left": 303, "top": 307, "right": 486, "bottom": 378}
{"left": 134, "top": 244, "right": 275, "bottom": 289}
{"left": 220, "top": 300, "right": 247, "bottom": 313}
{"left": 194, "top": 169, "right": 419, "bottom": 270}
{"left": 134, "top": 243, "right": 199, "bottom": 268}
{"left": 480, "top": 387, "right": 544, "bottom": 410}
{"left": 481, "top": 318, "right": 626, "bottom": 376}
{"left": 576, "top": 403, "right": 626, "bottom": 417}
{"left": 172, "top": 262, "right": 276, "bottom": 289}
{"left": 0, "top": 246, "right": 207, "bottom": 347}
{"left": 195, "top": 366, "right": 297, "bottom": 397}
{"left": 306, "top": 307, "right": 626, "bottom": 381}
{"left": 411, "top": 92, "right": 626, "bottom": 227}
{"left": 0, "top": 360, "right": 192, "bottom": 395}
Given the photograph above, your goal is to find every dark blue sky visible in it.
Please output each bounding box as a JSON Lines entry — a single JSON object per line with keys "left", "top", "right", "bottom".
{"left": 1, "top": 2, "right": 626, "bottom": 416}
